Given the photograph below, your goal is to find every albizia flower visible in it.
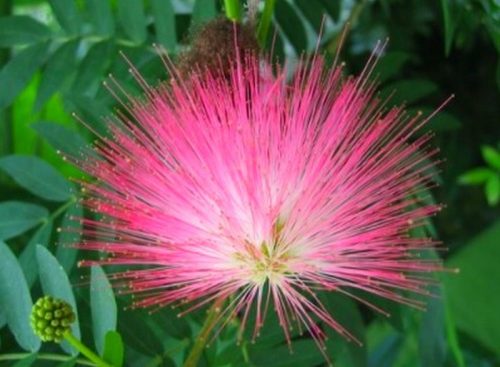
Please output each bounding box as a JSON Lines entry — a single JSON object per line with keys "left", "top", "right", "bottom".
{"left": 76, "top": 42, "right": 449, "bottom": 353}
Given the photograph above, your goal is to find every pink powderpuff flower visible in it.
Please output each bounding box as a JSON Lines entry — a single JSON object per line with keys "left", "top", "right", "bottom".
{"left": 75, "top": 41, "right": 451, "bottom": 355}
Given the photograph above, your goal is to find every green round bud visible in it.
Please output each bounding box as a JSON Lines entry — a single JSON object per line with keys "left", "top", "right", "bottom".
{"left": 31, "top": 296, "right": 75, "bottom": 343}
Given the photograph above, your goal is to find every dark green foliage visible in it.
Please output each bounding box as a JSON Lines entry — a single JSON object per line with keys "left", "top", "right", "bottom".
{"left": 0, "top": 1, "right": 498, "bottom": 366}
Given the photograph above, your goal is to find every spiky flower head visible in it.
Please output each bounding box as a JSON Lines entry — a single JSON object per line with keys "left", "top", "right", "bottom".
{"left": 31, "top": 296, "right": 75, "bottom": 343}
{"left": 75, "top": 33, "right": 449, "bottom": 356}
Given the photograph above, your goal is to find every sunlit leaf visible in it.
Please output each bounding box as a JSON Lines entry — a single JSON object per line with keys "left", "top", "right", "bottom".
{"left": 102, "top": 331, "right": 124, "bottom": 367}
{"left": 481, "top": 145, "right": 500, "bottom": 170}
{"left": 485, "top": 174, "right": 500, "bottom": 206}
{"left": 458, "top": 168, "right": 495, "bottom": 185}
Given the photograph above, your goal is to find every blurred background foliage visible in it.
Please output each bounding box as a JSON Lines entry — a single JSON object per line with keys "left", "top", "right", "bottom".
{"left": 0, "top": 0, "right": 499, "bottom": 366}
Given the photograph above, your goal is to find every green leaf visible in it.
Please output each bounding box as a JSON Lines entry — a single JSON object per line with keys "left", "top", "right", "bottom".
{"left": 445, "top": 220, "right": 500, "bottom": 357}
{"left": 441, "top": 0, "right": 454, "bottom": 55}
{"left": 381, "top": 79, "right": 438, "bottom": 106}
{"left": 0, "top": 16, "right": 50, "bottom": 46}
{"left": 481, "top": 145, "right": 500, "bottom": 170}
{"left": 423, "top": 110, "right": 462, "bottom": 132}
{"left": 49, "top": 0, "right": 82, "bottom": 35}
{"left": 32, "top": 121, "right": 90, "bottom": 159}
{"left": 458, "top": 167, "right": 495, "bottom": 185}
{"left": 87, "top": 0, "right": 115, "bottom": 36}
{"left": 191, "top": 0, "right": 217, "bottom": 26}
{"left": 322, "top": 292, "right": 367, "bottom": 367}
{"left": 0, "top": 201, "right": 48, "bottom": 240}
{"left": 35, "top": 40, "right": 79, "bottom": 111}
{"left": 275, "top": 0, "right": 308, "bottom": 54}
{"left": 118, "top": 0, "right": 147, "bottom": 44}
{"left": 19, "top": 220, "right": 53, "bottom": 287}
{"left": 102, "top": 331, "right": 124, "bottom": 367}
{"left": 0, "top": 155, "right": 73, "bottom": 202}
{"left": 91, "top": 266, "right": 117, "bottom": 356}
{"left": 70, "top": 93, "right": 114, "bottom": 135}
{"left": 56, "top": 202, "right": 83, "bottom": 274}
{"left": 368, "top": 334, "right": 403, "bottom": 367}
{"left": 318, "top": 0, "right": 342, "bottom": 22}
{"left": 485, "top": 174, "right": 500, "bottom": 206}
{"left": 0, "top": 241, "right": 40, "bottom": 351}
{"left": 0, "top": 309, "right": 6, "bottom": 328}
{"left": 12, "top": 353, "right": 38, "bottom": 367}
{"left": 36, "top": 245, "right": 80, "bottom": 355}
{"left": 294, "top": 0, "right": 324, "bottom": 34}
{"left": 374, "top": 52, "right": 412, "bottom": 83}
{"left": 0, "top": 42, "right": 48, "bottom": 109}
{"left": 72, "top": 41, "right": 114, "bottom": 96}
{"left": 56, "top": 357, "right": 77, "bottom": 367}
{"left": 250, "top": 339, "right": 325, "bottom": 367}
{"left": 418, "top": 286, "right": 446, "bottom": 367}
{"left": 117, "top": 306, "right": 164, "bottom": 356}
{"left": 151, "top": 0, "right": 177, "bottom": 51}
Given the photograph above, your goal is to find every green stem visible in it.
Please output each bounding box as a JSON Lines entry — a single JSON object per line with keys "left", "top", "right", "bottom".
{"left": 50, "top": 195, "right": 78, "bottom": 221}
{"left": 224, "top": 0, "right": 242, "bottom": 22}
{"left": 64, "top": 331, "right": 113, "bottom": 367}
{"left": 0, "top": 353, "right": 95, "bottom": 366}
{"left": 183, "top": 298, "right": 224, "bottom": 367}
{"left": 256, "top": 0, "right": 276, "bottom": 47}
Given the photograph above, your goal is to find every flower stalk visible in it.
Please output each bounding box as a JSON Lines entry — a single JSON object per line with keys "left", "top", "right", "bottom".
{"left": 31, "top": 296, "right": 112, "bottom": 367}
{"left": 183, "top": 298, "right": 225, "bottom": 367}
{"left": 64, "top": 331, "right": 112, "bottom": 367}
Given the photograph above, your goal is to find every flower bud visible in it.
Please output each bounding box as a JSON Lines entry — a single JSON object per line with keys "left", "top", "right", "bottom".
{"left": 30, "top": 296, "right": 75, "bottom": 343}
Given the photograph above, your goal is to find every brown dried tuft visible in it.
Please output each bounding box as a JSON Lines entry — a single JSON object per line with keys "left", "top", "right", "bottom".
{"left": 177, "top": 18, "right": 259, "bottom": 80}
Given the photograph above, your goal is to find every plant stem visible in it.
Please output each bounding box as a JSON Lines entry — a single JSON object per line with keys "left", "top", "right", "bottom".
{"left": 64, "top": 331, "right": 113, "bottom": 367}
{"left": 224, "top": 0, "right": 242, "bottom": 22}
{"left": 0, "top": 353, "right": 95, "bottom": 366}
{"left": 183, "top": 298, "right": 225, "bottom": 367}
{"left": 256, "top": 0, "right": 277, "bottom": 47}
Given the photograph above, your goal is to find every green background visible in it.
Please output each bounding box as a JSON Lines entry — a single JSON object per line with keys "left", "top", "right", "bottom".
{"left": 0, "top": 0, "right": 499, "bottom": 366}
